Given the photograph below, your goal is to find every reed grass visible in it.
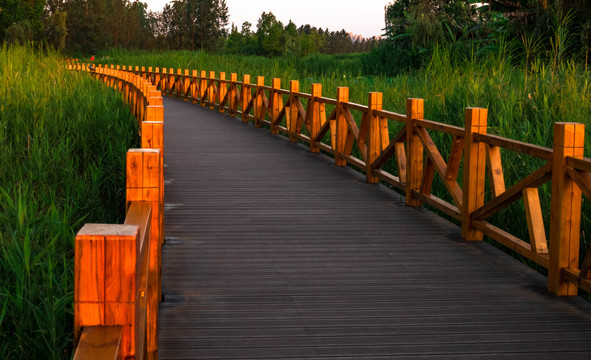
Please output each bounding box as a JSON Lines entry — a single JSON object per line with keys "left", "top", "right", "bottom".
{"left": 0, "top": 45, "right": 139, "bottom": 359}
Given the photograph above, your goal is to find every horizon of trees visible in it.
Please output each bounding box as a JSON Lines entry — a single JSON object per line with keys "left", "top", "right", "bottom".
{"left": 0, "top": 0, "right": 380, "bottom": 56}
{"left": 1, "top": 0, "right": 590, "bottom": 73}
{"left": 383, "top": 0, "right": 591, "bottom": 58}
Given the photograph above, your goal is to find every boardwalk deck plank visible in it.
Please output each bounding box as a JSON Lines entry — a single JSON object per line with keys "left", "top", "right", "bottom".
{"left": 160, "top": 98, "right": 591, "bottom": 359}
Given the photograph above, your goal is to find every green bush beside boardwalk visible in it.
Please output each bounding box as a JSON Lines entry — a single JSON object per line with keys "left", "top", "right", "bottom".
{"left": 0, "top": 46, "right": 139, "bottom": 359}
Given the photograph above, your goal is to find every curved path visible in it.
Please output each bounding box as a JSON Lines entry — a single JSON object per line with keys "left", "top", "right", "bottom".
{"left": 159, "top": 97, "right": 591, "bottom": 359}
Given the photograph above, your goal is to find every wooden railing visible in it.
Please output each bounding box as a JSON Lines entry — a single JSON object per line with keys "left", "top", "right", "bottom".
{"left": 77, "top": 63, "right": 591, "bottom": 298}
{"left": 111, "top": 64, "right": 590, "bottom": 298}
{"left": 69, "top": 64, "right": 164, "bottom": 359}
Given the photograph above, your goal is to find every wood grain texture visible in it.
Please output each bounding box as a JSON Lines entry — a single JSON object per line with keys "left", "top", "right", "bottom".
{"left": 549, "top": 123, "right": 585, "bottom": 296}
{"left": 75, "top": 224, "right": 139, "bottom": 358}
{"left": 405, "top": 98, "right": 424, "bottom": 206}
{"left": 73, "top": 326, "right": 123, "bottom": 360}
{"left": 461, "top": 107, "right": 487, "bottom": 241}
{"left": 159, "top": 98, "right": 591, "bottom": 359}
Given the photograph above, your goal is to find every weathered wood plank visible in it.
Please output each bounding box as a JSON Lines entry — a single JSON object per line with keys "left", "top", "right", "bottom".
{"left": 73, "top": 326, "right": 122, "bottom": 360}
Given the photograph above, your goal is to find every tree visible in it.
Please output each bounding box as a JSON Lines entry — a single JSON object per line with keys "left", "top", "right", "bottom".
{"left": 157, "top": 0, "right": 228, "bottom": 51}
{"left": 256, "top": 12, "right": 285, "bottom": 57}
{"left": 0, "top": 0, "right": 46, "bottom": 43}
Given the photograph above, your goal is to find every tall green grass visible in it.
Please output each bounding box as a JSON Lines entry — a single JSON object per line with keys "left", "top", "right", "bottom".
{"left": 100, "top": 47, "right": 590, "bottom": 285}
{"left": 0, "top": 45, "right": 139, "bottom": 359}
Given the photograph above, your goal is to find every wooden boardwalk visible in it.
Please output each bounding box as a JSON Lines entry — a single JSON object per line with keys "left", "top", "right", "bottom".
{"left": 159, "top": 97, "right": 591, "bottom": 359}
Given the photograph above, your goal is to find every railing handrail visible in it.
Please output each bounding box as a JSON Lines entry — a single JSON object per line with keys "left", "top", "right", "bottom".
{"left": 69, "top": 64, "right": 164, "bottom": 359}
{"left": 104, "top": 63, "right": 590, "bottom": 297}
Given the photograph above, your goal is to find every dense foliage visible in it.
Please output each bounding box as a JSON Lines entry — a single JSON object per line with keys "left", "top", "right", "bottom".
{"left": 224, "top": 12, "right": 379, "bottom": 57}
{"left": 0, "top": 0, "right": 377, "bottom": 55}
{"left": 0, "top": 45, "right": 139, "bottom": 359}
{"left": 376, "top": 0, "right": 591, "bottom": 75}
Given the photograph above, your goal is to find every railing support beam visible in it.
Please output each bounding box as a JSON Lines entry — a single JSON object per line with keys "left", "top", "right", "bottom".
{"left": 549, "top": 122, "right": 585, "bottom": 296}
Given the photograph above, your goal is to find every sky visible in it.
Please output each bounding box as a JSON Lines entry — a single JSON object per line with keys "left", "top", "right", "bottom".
{"left": 142, "top": 0, "right": 389, "bottom": 38}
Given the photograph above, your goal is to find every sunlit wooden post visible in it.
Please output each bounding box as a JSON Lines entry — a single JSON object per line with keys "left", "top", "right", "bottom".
{"left": 148, "top": 67, "right": 153, "bottom": 84}
{"left": 148, "top": 90, "right": 162, "bottom": 106}
{"left": 189, "top": 70, "right": 197, "bottom": 103}
{"left": 161, "top": 68, "right": 168, "bottom": 95}
{"left": 254, "top": 76, "right": 265, "bottom": 128}
{"left": 154, "top": 68, "right": 160, "bottom": 92}
{"left": 74, "top": 224, "right": 141, "bottom": 359}
{"left": 167, "top": 68, "right": 173, "bottom": 95}
{"left": 208, "top": 71, "right": 216, "bottom": 109}
{"left": 141, "top": 121, "right": 165, "bottom": 230}
{"left": 367, "top": 92, "right": 383, "bottom": 183}
{"left": 146, "top": 103, "right": 164, "bottom": 124}
{"left": 270, "top": 78, "right": 281, "bottom": 134}
{"left": 461, "top": 107, "right": 488, "bottom": 241}
{"left": 548, "top": 122, "right": 585, "bottom": 296}
{"left": 218, "top": 72, "right": 227, "bottom": 113}
{"left": 241, "top": 74, "right": 250, "bottom": 122}
{"left": 181, "top": 69, "right": 189, "bottom": 101}
{"left": 335, "top": 87, "right": 349, "bottom": 166}
{"left": 126, "top": 73, "right": 133, "bottom": 105}
{"left": 405, "top": 98, "right": 424, "bottom": 206}
{"left": 229, "top": 73, "right": 238, "bottom": 116}
{"left": 141, "top": 66, "right": 146, "bottom": 79}
{"left": 288, "top": 80, "right": 299, "bottom": 142}
{"left": 199, "top": 70, "right": 207, "bottom": 106}
{"left": 126, "top": 149, "right": 163, "bottom": 358}
{"left": 173, "top": 69, "right": 179, "bottom": 97}
{"left": 309, "top": 83, "right": 323, "bottom": 153}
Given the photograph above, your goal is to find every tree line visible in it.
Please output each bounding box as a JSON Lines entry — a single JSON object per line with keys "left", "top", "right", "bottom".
{"left": 376, "top": 0, "right": 591, "bottom": 74}
{"left": 0, "top": 0, "right": 378, "bottom": 56}
{"left": 1, "top": 0, "right": 589, "bottom": 73}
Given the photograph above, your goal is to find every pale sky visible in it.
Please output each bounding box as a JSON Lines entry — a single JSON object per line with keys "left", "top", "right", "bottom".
{"left": 143, "top": 0, "right": 389, "bottom": 38}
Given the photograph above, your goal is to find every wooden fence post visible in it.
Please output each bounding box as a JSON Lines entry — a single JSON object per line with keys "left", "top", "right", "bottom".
{"left": 461, "top": 107, "right": 488, "bottom": 241}
{"left": 74, "top": 224, "right": 141, "bottom": 359}
{"left": 173, "top": 69, "right": 179, "bottom": 97}
{"left": 126, "top": 149, "right": 163, "bottom": 358}
{"left": 335, "top": 87, "right": 349, "bottom": 166}
{"left": 161, "top": 68, "right": 167, "bottom": 95}
{"left": 148, "top": 89, "right": 162, "bottom": 106}
{"left": 255, "top": 76, "right": 265, "bottom": 128}
{"left": 219, "top": 72, "right": 226, "bottom": 113}
{"left": 270, "top": 78, "right": 281, "bottom": 134}
{"left": 405, "top": 98, "right": 424, "bottom": 206}
{"left": 548, "top": 122, "right": 585, "bottom": 295}
{"left": 146, "top": 103, "right": 164, "bottom": 123}
{"left": 241, "top": 74, "right": 250, "bottom": 122}
{"left": 309, "top": 83, "right": 323, "bottom": 153}
{"left": 288, "top": 80, "right": 299, "bottom": 142}
{"left": 200, "top": 70, "right": 207, "bottom": 106}
{"left": 141, "top": 122, "right": 164, "bottom": 156}
{"left": 208, "top": 71, "right": 216, "bottom": 109}
{"left": 229, "top": 73, "right": 238, "bottom": 116}
{"left": 367, "top": 92, "right": 383, "bottom": 183}
{"left": 182, "top": 69, "right": 189, "bottom": 101}
{"left": 190, "top": 70, "right": 198, "bottom": 103}
{"left": 154, "top": 68, "right": 160, "bottom": 92}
